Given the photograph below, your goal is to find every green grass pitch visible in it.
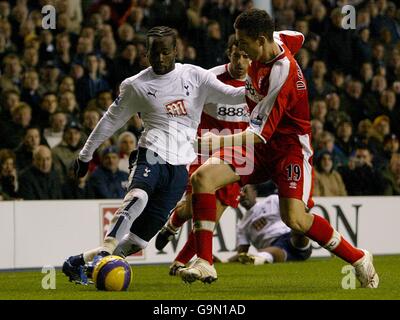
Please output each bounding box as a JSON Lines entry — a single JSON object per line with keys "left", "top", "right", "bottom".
{"left": 1, "top": 255, "right": 399, "bottom": 300}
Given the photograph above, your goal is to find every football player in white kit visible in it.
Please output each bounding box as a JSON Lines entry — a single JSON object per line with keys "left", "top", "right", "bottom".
{"left": 230, "top": 184, "right": 312, "bottom": 265}
{"left": 62, "top": 26, "right": 245, "bottom": 284}
{"left": 149, "top": 35, "right": 251, "bottom": 275}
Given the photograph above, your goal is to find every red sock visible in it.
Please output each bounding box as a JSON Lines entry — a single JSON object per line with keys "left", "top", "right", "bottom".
{"left": 175, "top": 231, "right": 196, "bottom": 264}
{"left": 169, "top": 209, "right": 188, "bottom": 230}
{"left": 306, "top": 214, "right": 364, "bottom": 264}
{"left": 192, "top": 193, "right": 216, "bottom": 265}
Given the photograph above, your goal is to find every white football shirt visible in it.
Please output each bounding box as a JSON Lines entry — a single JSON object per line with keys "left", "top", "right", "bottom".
{"left": 79, "top": 63, "right": 245, "bottom": 165}
{"left": 237, "top": 194, "right": 291, "bottom": 249}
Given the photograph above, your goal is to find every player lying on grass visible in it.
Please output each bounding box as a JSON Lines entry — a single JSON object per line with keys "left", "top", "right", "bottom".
{"left": 62, "top": 26, "right": 246, "bottom": 284}
{"left": 177, "top": 9, "right": 379, "bottom": 288}
{"left": 227, "top": 185, "right": 312, "bottom": 265}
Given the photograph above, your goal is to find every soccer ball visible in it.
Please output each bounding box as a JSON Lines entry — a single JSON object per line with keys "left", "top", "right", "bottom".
{"left": 92, "top": 255, "right": 132, "bottom": 291}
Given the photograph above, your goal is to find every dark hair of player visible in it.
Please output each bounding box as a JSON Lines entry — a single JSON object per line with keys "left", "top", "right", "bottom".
{"left": 234, "top": 9, "right": 275, "bottom": 41}
{"left": 146, "top": 26, "right": 177, "bottom": 48}
{"left": 226, "top": 34, "right": 239, "bottom": 56}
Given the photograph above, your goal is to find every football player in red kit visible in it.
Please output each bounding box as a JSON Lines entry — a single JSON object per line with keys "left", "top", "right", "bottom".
{"left": 179, "top": 9, "right": 379, "bottom": 288}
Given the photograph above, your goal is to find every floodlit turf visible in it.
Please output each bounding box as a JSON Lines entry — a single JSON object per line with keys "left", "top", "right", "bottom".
{"left": 0, "top": 255, "right": 399, "bottom": 300}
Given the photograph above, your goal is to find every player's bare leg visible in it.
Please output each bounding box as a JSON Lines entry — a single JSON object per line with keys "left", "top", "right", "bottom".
{"left": 179, "top": 157, "right": 239, "bottom": 283}
{"left": 279, "top": 197, "right": 379, "bottom": 288}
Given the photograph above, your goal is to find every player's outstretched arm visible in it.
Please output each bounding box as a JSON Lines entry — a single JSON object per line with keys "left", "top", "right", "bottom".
{"left": 198, "top": 130, "right": 263, "bottom": 153}
{"left": 203, "top": 70, "right": 246, "bottom": 106}
{"left": 78, "top": 80, "right": 140, "bottom": 164}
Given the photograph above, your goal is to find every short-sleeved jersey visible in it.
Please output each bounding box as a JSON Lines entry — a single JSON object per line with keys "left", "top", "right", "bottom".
{"left": 237, "top": 194, "right": 290, "bottom": 249}
{"left": 79, "top": 63, "right": 245, "bottom": 165}
{"left": 245, "top": 31, "right": 311, "bottom": 144}
{"left": 199, "top": 64, "right": 249, "bottom": 135}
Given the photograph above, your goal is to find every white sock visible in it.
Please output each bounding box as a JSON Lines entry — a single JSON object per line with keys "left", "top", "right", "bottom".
{"left": 83, "top": 237, "right": 119, "bottom": 263}
{"left": 106, "top": 188, "right": 148, "bottom": 242}
{"left": 113, "top": 232, "right": 149, "bottom": 257}
{"left": 256, "top": 252, "right": 274, "bottom": 264}
{"left": 83, "top": 189, "right": 148, "bottom": 263}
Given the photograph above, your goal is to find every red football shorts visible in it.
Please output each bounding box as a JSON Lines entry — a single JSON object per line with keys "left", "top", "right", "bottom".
{"left": 213, "top": 133, "right": 315, "bottom": 209}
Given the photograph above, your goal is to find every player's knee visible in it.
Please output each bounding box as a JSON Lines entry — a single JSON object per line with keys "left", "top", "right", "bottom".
{"left": 175, "top": 200, "right": 192, "bottom": 220}
{"left": 281, "top": 214, "right": 307, "bottom": 233}
{"left": 190, "top": 168, "right": 214, "bottom": 191}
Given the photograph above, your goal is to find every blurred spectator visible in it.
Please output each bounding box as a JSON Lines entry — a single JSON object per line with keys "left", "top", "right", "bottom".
{"left": 117, "top": 131, "right": 138, "bottom": 173}
{"left": 38, "top": 62, "right": 60, "bottom": 96}
{"left": 55, "top": 33, "right": 72, "bottom": 75}
{"left": 371, "top": 42, "right": 386, "bottom": 70}
{"left": 383, "top": 153, "right": 400, "bottom": 195}
{"left": 109, "top": 43, "right": 140, "bottom": 89}
{"left": 76, "top": 53, "right": 110, "bottom": 108}
{"left": 370, "top": 115, "right": 391, "bottom": 144}
{"left": 308, "top": 60, "right": 334, "bottom": 100}
{"left": 149, "top": 0, "right": 188, "bottom": 37}
{"left": 200, "top": 20, "right": 226, "bottom": 69}
{"left": 35, "top": 92, "right": 58, "bottom": 128}
{"left": 58, "top": 90, "right": 80, "bottom": 122}
{"left": 308, "top": 2, "right": 330, "bottom": 36}
{"left": 338, "top": 145, "right": 387, "bottom": 196}
{"left": 313, "top": 151, "right": 347, "bottom": 197}
{"left": 377, "top": 89, "right": 400, "bottom": 136}
{"left": 381, "top": 133, "right": 400, "bottom": 169}
{"left": 311, "top": 119, "right": 323, "bottom": 150}
{"left": 82, "top": 107, "right": 101, "bottom": 138}
{"left": 88, "top": 146, "right": 129, "bottom": 199}
{"left": 18, "top": 145, "right": 62, "bottom": 200}
{"left": 0, "top": 102, "right": 32, "bottom": 149}
{"left": 117, "top": 23, "right": 136, "bottom": 51}
{"left": 370, "top": 1, "right": 400, "bottom": 44}
{"left": 359, "top": 62, "right": 374, "bottom": 88}
{"left": 319, "top": 8, "right": 356, "bottom": 75}
{"left": 22, "top": 46, "right": 39, "bottom": 69}
{"left": 93, "top": 90, "right": 113, "bottom": 115}
{"left": 324, "top": 92, "right": 351, "bottom": 134}
{"left": 20, "top": 70, "right": 41, "bottom": 112}
{"left": 355, "top": 27, "right": 373, "bottom": 65}
{"left": 0, "top": 89, "right": 20, "bottom": 123}
{"left": 52, "top": 121, "right": 83, "bottom": 184}
{"left": 335, "top": 120, "right": 356, "bottom": 159}
{"left": 59, "top": 76, "right": 75, "bottom": 95}
{"left": 315, "top": 131, "right": 346, "bottom": 169}
{"left": 341, "top": 80, "right": 370, "bottom": 128}
{"left": 39, "top": 30, "right": 56, "bottom": 62}
{"left": 310, "top": 98, "right": 328, "bottom": 126}
{"left": 329, "top": 69, "right": 345, "bottom": 95}
{"left": 0, "top": 54, "right": 22, "bottom": 93}
{"left": 65, "top": 0, "right": 83, "bottom": 34}
{"left": 0, "top": 149, "right": 18, "bottom": 199}
{"left": 43, "top": 112, "right": 68, "bottom": 149}
{"left": 14, "top": 126, "right": 41, "bottom": 170}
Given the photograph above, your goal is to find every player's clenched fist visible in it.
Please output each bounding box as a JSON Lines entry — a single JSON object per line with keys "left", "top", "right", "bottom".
{"left": 73, "top": 158, "right": 89, "bottom": 178}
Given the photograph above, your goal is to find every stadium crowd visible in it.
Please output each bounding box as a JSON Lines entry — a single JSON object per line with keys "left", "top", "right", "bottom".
{"left": 0, "top": 0, "right": 400, "bottom": 200}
